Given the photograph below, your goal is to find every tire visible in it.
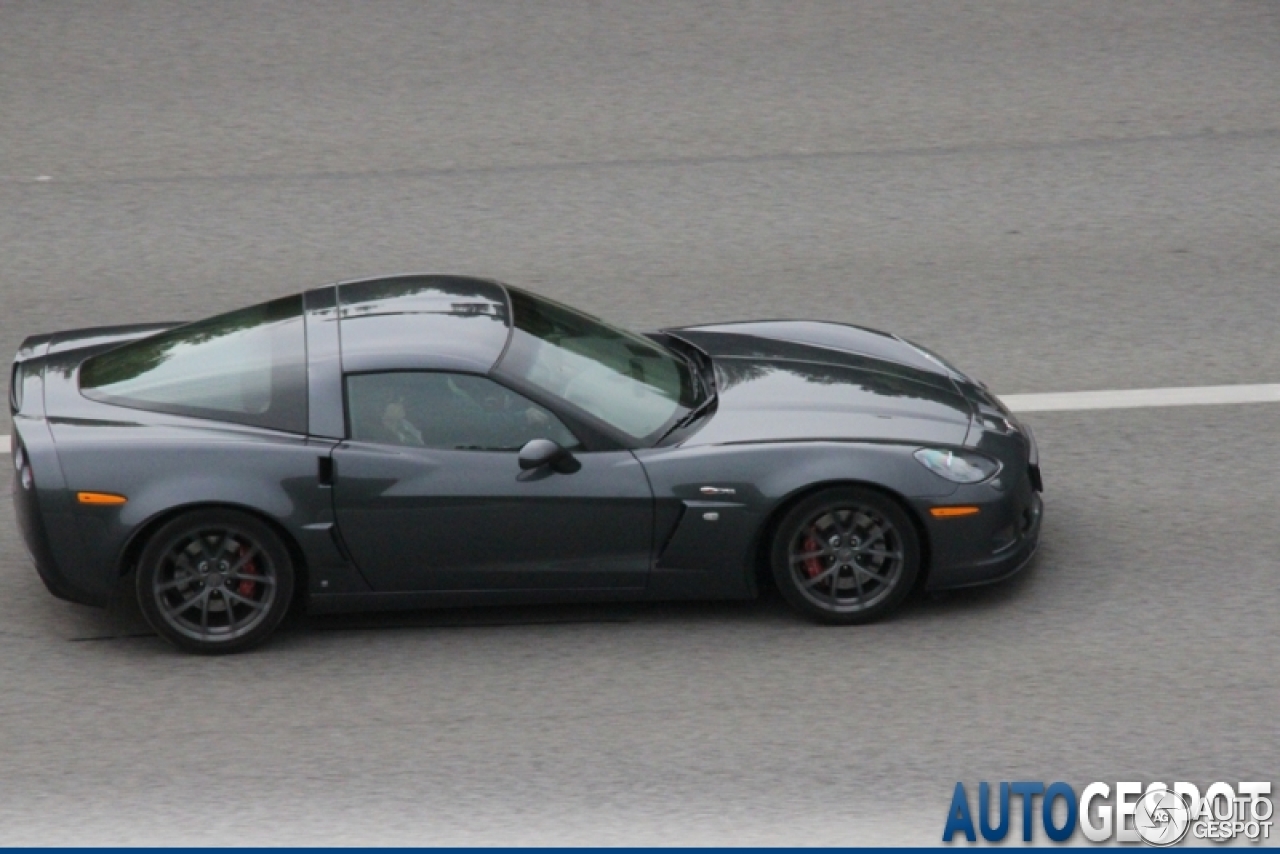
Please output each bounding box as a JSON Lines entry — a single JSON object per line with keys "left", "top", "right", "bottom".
{"left": 136, "top": 508, "right": 296, "bottom": 654}
{"left": 771, "top": 486, "right": 920, "bottom": 625}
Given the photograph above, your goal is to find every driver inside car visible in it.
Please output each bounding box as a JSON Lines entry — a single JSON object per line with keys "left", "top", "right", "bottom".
{"left": 351, "top": 373, "right": 573, "bottom": 451}
{"left": 380, "top": 396, "right": 424, "bottom": 446}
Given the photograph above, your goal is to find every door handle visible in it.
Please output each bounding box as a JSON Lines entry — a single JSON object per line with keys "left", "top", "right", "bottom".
{"left": 317, "top": 456, "right": 334, "bottom": 486}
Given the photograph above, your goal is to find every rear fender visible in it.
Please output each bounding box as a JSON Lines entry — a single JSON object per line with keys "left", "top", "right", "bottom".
{"left": 48, "top": 425, "right": 368, "bottom": 603}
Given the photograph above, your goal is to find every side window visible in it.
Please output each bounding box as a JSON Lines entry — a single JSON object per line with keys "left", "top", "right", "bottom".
{"left": 80, "top": 295, "right": 307, "bottom": 433}
{"left": 346, "top": 372, "right": 580, "bottom": 452}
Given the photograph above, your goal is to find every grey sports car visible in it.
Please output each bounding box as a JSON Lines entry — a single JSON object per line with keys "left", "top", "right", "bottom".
{"left": 11, "top": 275, "right": 1041, "bottom": 653}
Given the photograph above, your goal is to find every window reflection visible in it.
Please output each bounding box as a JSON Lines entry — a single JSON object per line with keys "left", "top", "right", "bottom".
{"left": 499, "top": 289, "right": 698, "bottom": 441}
{"left": 80, "top": 296, "right": 307, "bottom": 433}
{"left": 347, "top": 372, "right": 579, "bottom": 452}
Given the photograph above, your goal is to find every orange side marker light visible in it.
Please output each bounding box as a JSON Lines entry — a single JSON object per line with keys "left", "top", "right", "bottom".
{"left": 929, "top": 505, "right": 980, "bottom": 518}
{"left": 77, "top": 492, "right": 127, "bottom": 506}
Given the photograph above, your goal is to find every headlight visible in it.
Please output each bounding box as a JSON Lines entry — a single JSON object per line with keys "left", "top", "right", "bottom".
{"left": 913, "top": 448, "right": 1001, "bottom": 484}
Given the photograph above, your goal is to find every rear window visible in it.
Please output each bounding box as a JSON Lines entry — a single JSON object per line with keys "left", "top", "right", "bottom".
{"left": 80, "top": 295, "right": 307, "bottom": 433}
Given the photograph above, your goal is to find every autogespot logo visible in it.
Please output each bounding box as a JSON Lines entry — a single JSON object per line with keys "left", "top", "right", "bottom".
{"left": 942, "top": 781, "right": 1273, "bottom": 845}
{"left": 1134, "top": 788, "right": 1192, "bottom": 846}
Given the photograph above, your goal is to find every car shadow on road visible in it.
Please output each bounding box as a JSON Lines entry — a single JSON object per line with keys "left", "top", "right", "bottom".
{"left": 297, "top": 597, "right": 793, "bottom": 636}
{"left": 74, "top": 551, "right": 1046, "bottom": 647}
{"left": 292, "top": 558, "right": 1046, "bottom": 638}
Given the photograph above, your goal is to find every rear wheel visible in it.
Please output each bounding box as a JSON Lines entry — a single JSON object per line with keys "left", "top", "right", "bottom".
{"left": 771, "top": 487, "right": 920, "bottom": 625}
{"left": 136, "top": 509, "right": 295, "bottom": 654}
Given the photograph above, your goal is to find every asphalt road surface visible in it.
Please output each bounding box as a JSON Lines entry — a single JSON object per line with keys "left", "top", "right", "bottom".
{"left": 1, "top": 1, "right": 1278, "bottom": 844}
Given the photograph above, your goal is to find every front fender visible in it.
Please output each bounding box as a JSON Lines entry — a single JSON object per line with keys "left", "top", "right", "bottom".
{"left": 634, "top": 441, "right": 957, "bottom": 599}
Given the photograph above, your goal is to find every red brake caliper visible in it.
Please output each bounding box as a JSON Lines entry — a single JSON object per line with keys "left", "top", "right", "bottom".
{"left": 802, "top": 533, "right": 826, "bottom": 578}
{"left": 236, "top": 545, "right": 258, "bottom": 597}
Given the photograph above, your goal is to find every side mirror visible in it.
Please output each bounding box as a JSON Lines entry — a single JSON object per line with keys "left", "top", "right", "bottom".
{"left": 517, "top": 439, "right": 580, "bottom": 474}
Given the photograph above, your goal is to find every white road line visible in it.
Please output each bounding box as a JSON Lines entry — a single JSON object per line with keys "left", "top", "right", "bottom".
{"left": 1, "top": 383, "right": 1278, "bottom": 454}
{"left": 999, "top": 383, "right": 1280, "bottom": 413}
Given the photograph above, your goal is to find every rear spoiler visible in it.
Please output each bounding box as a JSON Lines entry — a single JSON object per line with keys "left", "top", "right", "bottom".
{"left": 45, "top": 322, "right": 179, "bottom": 355}
{"left": 15, "top": 323, "right": 178, "bottom": 362}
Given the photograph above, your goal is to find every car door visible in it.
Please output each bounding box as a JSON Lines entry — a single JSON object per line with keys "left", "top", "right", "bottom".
{"left": 331, "top": 371, "right": 653, "bottom": 592}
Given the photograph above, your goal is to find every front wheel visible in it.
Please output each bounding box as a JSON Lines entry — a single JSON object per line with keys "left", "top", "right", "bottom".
{"left": 771, "top": 487, "right": 920, "bottom": 625}
{"left": 136, "top": 509, "right": 295, "bottom": 654}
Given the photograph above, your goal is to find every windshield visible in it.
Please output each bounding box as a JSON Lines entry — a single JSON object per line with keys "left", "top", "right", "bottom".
{"left": 498, "top": 289, "right": 700, "bottom": 442}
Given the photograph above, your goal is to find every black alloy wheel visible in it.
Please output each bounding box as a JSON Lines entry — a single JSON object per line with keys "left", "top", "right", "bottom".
{"left": 771, "top": 486, "right": 920, "bottom": 624}
{"left": 136, "top": 509, "right": 295, "bottom": 654}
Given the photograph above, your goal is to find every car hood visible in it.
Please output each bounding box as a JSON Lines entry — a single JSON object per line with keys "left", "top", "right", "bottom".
{"left": 670, "top": 319, "right": 962, "bottom": 378}
{"left": 665, "top": 323, "right": 973, "bottom": 447}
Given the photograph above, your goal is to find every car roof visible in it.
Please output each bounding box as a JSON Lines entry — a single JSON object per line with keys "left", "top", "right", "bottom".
{"left": 325, "top": 274, "right": 513, "bottom": 373}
